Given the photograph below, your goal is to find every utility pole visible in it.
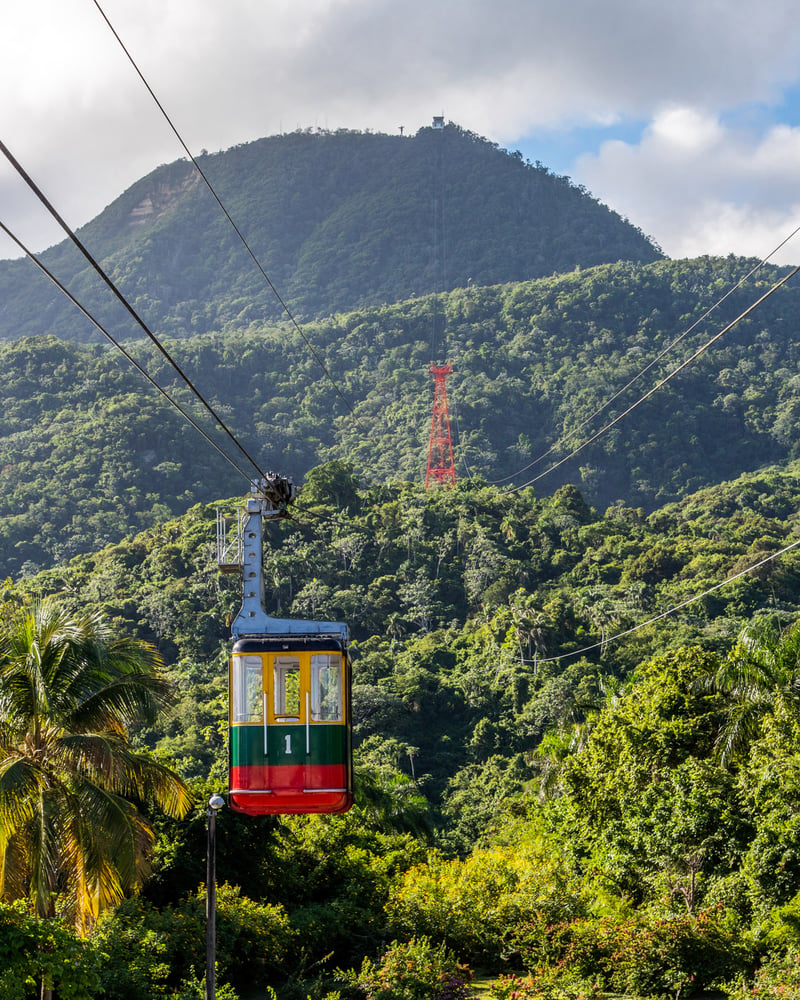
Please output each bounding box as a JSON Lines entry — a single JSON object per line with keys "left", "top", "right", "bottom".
{"left": 206, "top": 794, "right": 225, "bottom": 1000}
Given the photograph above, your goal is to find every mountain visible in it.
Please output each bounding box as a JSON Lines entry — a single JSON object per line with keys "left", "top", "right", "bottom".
{"left": 7, "top": 127, "right": 800, "bottom": 1000}
{"left": 1, "top": 255, "right": 799, "bottom": 579}
{"left": 0, "top": 124, "right": 662, "bottom": 343}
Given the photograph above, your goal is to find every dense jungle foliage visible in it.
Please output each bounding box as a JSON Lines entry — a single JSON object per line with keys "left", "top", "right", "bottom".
{"left": 7, "top": 464, "right": 800, "bottom": 998}
{"left": 0, "top": 124, "right": 660, "bottom": 343}
{"left": 2, "top": 254, "right": 800, "bottom": 579}
{"left": 5, "top": 118, "right": 800, "bottom": 999}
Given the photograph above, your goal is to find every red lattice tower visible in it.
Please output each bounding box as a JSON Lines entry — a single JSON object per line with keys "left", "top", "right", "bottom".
{"left": 426, "top": 363, "right": 456, "bottom": 488}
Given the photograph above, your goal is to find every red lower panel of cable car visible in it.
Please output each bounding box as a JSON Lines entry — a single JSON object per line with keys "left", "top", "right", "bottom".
{"left": 228, "top": 722, "right": 353, "bottom": 815}
{"left": 229, "top": 763, "right": 351, "bottom": 814}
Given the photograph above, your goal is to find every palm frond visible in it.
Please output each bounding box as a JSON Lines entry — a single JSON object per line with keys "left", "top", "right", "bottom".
{"left": 54, "top": 732, "right": 192, "bottom": 817}
{"left": 0, "top": 596, "right": 190, "bottom": 930}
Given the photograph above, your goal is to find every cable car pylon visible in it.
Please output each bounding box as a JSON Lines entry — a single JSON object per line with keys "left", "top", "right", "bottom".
{"left": 426, "top": 362, "right": 457, "bottom": 488}
{"left": 217, "top": 474, "right": 353, "bottom": 815}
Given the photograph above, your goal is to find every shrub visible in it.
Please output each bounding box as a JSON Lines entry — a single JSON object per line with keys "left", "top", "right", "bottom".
{"left": 512, "top": 905, "right": 750, "bottom": 999}
{"left": 387, "top": 846, "right": 583, "bottom": 965}
{"left": 92, "top": 884, "right": 292, "bottom": 998}
{"left": 338, "top": 936, "right": 472, "bottom": 1000}
{"left": 168, "top": 970, "right": 240, "bottom": 999}
{"left": 0, "top": 901, "right": 102, "bottom": 1000}
{"left": 725, "top": 948, "right": 800, "bottom": 1000}
{"left": 489, "top": 973, "right": 602, "bottom": 1000}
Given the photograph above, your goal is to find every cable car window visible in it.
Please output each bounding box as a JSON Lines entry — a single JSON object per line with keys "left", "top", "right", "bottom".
{"left": 232, "top": 655, "right": 263, "bottom": 723}
{"left": 311, "top": 654, "right": 342, "bottom": 721}
{"left": 274, "top": 656, "right": 301, "bottom": 717}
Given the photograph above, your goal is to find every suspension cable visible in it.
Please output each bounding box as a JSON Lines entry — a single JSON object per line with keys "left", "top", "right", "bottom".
{"left": 505, "top": 261, "right": 800, "bottom": 494}
{"left": 90, "top": 0, "right": 355, "bottom": 419}
{"left": 537, "top": 533, "right": 800, "bottom": 665}
{"left": 0, "top": 137, "right": 268, "bottom": 482}
{"left": 0, "top": 218, "right": 257, "bottom": 485}
{"left": 490, "top": 229, "right": 800, "bottom": 486}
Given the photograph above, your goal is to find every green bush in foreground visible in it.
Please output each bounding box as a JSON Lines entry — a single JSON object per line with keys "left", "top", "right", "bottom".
{"left": 489, "top": 974, "right": 601, "bottom": 1000}
{"left": 337, "top": 936, "right": 472, "bottom": 1000}
{"left": 511, "top": 905, "right": 749, "bottom": 999}
{"left": 92, "top": 884, "right": 291, "bottom": 998}
{"left": 726, "top": 948, "right": 800, "bottom": 1000}
{"left": 0, "top": 901, "right": 101, "bottom": 1000}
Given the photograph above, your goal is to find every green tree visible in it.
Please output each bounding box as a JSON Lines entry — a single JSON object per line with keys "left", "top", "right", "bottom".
{"left": 0, "top": 900, "right": 101, "bottom": 1000}
{"left": 555, "top": 647, "right": 730, "bottom": 904}
{"left": 704, "top": 617, "right": 800, "bottom": 762}
{"left": 353, "top": 764, "right": 434, "bottom": 840}
{"left": 92, "top": 885, "right": 291, "bottom": 1000}
{"left": 387, "top": 842, "right": 584, "bottom": 967}
{"left": 299, "top": 460, "right": 361, "bottom": 513}
{"left": 0, "top": 597, "right": 192, "bottom": 951}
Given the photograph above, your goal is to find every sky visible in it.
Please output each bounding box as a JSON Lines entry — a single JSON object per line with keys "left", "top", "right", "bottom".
{"left": 3, "top": 0, "right": 800, "bottom": 265}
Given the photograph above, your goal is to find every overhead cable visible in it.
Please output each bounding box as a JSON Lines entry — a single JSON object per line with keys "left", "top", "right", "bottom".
{"left": 506, "top": 260, "right": 800, "bottom": 494}
{"left": 91, "top": 0, "right": 355, "bottom": 419}
{"left": 490, "top": 229, "right": 800, "bottom": 486}
{"left": 537, "top": 533, "right": 800, "bottom": 665}
{"left": 0, "top": 137, "right": 267, "bottom": 483}
{"left": 0, "top": 218, "right": 257, "bottom": 485}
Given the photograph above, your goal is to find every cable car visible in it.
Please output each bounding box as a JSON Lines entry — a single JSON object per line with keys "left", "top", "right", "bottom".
{"left": 219, "top": 481, "right": 353, "bottom": 816}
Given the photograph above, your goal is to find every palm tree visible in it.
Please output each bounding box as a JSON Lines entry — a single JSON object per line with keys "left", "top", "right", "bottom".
{"left": 352, "top": 764, "right": 434, "bottom": 840}
{"left": 704, "top": 616, "right": 800, "bottom": 763}
{"left": 0, "top": 598, "right": 192, "bottom": 946}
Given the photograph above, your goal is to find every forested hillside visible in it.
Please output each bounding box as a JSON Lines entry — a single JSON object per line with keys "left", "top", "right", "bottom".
{"left": 8, "top": 113, "right": 800, "bottom": 1000}
{"left": 2, "top": 255, "right": 799, "bottom": 580}
{"left": 24, "top": 460, "right": 800, "bottom": 785}
{"left": 10, "top": 463, "right": 800, "bottom": 997}
{"left": 0, "top": 124, "right": 661, "bottom": 342}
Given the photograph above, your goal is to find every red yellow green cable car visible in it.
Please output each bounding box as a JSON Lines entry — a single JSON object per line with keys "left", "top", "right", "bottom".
{"left": 219, "top": 481, "right": 353, "bottom": 816}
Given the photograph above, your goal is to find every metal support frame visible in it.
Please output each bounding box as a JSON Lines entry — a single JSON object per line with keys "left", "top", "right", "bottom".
{"left": 426, "top": 362, "right": 456, "bottom": 488}
{"left": 218, "top": 474, "right": 349, "bottom": 644}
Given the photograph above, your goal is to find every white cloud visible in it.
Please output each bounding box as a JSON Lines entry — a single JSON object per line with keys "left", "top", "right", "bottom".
{"left": 4, "top": 0, "right": 800, "bottom": 258}
{"left": 575, "top": 107, "right": 800, "bottom": 262}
